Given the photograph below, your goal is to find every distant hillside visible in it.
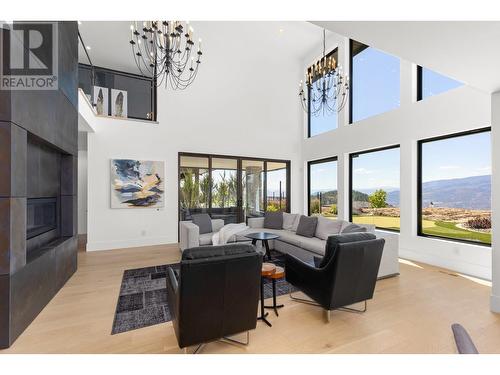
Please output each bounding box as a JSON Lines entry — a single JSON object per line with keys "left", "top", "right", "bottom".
{"left": 422, "top": 175, "right": 491, "bottom": 210}
{"left": 309, "top": 175, "right": 490, "bottom": 210}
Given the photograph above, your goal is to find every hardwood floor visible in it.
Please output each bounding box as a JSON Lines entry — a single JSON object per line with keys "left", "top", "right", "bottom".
{"left": 1, "top": 243, "right": 500, "bottom": 354}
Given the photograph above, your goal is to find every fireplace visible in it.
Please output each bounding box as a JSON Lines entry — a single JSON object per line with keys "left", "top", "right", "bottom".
{"left": 27, "top": 197, "right": 58, "bottom": 239}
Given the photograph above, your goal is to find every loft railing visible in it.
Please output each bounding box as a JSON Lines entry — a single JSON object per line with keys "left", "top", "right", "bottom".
{"left": 77, "top": 32, "right": 157, "bottom": 122}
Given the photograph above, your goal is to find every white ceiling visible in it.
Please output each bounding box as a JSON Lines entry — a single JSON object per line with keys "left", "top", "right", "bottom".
{"left": 313, "top": 21, "right": 500, "bottom": 94}
{"left": 78, "top": 21, "right": 325, "bottom": 75}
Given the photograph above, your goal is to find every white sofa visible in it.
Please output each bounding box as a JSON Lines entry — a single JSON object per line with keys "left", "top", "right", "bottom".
{"left": 179, "top": 215, "right": 399, "bottom": 279}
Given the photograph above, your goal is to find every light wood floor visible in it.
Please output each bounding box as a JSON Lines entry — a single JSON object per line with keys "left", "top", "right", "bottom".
{"left": 1, "top": 243, "right": 500, "bottom": 354}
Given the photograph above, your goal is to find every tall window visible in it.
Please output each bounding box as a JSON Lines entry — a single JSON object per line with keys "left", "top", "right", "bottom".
{"left": 308, "top": 157, "right": 338, "bottom": 218}
{"left": 417, "top": 66, "right": 463, "bottom": 101}
{"left": 418, "top": 129, "right": 491, "bottom": 245}
{"left": 350, "top": 146, "right": 400, "bottom": 231}
{"left": 308, "top": 49, "right": 338, "bottom": 137}
{"left": 350, "top": 40, "right": 400, "bottom": 123}
{"left": 266, "top": 162, "right": 288, "bottom": 212}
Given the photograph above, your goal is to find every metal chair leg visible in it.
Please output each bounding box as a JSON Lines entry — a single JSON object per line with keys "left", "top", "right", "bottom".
{"left": 338, "top": 300, "right": 367, "bottom": 314}
{"left": 221, "top": 331, "right": 250, "bottom": 346}
{"left": 184, "top": 343, "right": 205, "bottom": 354}
{"left": 290, "top": 292, "right": 322, "bottom": 307}
{"left": 324, "top": 309, "right": 331, "bottom": 323}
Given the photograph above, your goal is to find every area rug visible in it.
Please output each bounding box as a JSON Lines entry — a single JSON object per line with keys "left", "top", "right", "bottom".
{"left": 111, "top": 250, "right": 299, "bottom": 334}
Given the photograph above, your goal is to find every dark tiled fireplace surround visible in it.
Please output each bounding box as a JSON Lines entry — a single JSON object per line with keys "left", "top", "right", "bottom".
{"left": 0, "top": 21, "right": 79, "bottom": 349}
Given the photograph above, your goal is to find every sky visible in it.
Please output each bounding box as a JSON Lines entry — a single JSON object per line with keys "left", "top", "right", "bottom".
{"left": 422, "top": 131, "right": 491, "bottom": 182}
{"left": 352, "top": 46, "right": 400, "bottom": 123}
{"left": 422, "top": 68, "right": 463, "bottom": 98}
{"left": 352, "top": 147, "right": 400, "bottom": 190}
{"left": 310, "top": 160, "right": 337, "bottom": 192}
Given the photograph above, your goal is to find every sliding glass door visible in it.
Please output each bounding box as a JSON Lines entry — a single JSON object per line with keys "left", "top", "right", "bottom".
{"left": 211, "top": 158, "right": 239, "bottom": 223}
{"left": 179, "top": 153, "right": 290, "bottom": 223}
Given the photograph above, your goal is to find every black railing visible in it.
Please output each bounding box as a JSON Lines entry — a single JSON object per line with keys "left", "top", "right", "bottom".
{"left": 78, "top": 32, "right": 156, "bottom": 121}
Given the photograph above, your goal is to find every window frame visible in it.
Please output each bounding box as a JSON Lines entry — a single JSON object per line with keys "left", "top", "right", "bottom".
{"left": 307, "top": 48, "right": 339, "bottom": 138}
{"left": 307, "top": 156, "right": 338, "bottom": 216}
{"left": 349, "top": 144, "right": 401, "bottom": 233}
{"left": 417, "top": 127, "right": 492, "bottom": 247}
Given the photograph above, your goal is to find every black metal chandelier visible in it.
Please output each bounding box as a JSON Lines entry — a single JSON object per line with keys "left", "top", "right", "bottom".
{"left": 299, "top": 29, "right": 349, "bottom": 116}
{"left": 129, "top": 21, "right": 202, "bottom": 89}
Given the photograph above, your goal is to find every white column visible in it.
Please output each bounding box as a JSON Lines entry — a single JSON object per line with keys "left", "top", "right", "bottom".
{"left": 491, "top": 92, "right": 500, "bottom": 312}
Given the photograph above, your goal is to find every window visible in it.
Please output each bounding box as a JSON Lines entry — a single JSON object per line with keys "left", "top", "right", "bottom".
{"left": 350, "top": 40, "right": 400, "bottom": 123}
{"left": 350, "top": 146, "right": 400, "bottom": 231}
{"left": 308, "top": 157, "right": 338, "bottom": 218}
{"left": 308, "top": 49, "right": 338, "bottom": 137}
{"left": 417, "top": 66, "right": 463, "bottom": 101}
{"left": 418, "top": 129, "right": 491, "bottom": 245}
{"left": 178, "top": 153, "right": 290, "bottom": 224}
{"left": 266, "top": 162, "right": 288, "bottom": 212}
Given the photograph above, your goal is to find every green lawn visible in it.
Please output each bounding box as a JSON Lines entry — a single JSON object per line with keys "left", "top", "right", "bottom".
{"left": 352, "top": 215, "right": 491, "bottom": 245}
{"left": 352, "top": 215, "right": 400, "bottom": 231}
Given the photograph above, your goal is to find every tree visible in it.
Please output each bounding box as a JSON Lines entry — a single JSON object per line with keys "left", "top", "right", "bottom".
{"left": 310, "top": 198, "right": 320, "bottom": 214}
{"left": 368, "top": 189, "right": 387, "bottom": 209}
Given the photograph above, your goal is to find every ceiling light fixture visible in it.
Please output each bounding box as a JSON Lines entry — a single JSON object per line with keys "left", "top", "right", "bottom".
{"left": 299, "top": 29, "right": 349, "bottom": 116}
{"left": 129, "top": 21, "right": 202, "bottom": 89}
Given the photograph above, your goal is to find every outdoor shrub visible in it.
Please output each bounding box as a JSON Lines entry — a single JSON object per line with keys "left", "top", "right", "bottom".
{"left": 466, "top": 216, "right": 491, "bottom": 230}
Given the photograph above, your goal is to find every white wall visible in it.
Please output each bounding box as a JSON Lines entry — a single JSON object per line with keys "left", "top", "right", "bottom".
{"left": 301, "top": 36, "right": 492, "bottom": 279}
{"left": 77, "top": 149, "right": 88, "bottom": 235}
{"left": 491, "top": 92, "right": 500, "bottom": 311}
{"left": 85, "top": 22, "right": 303, "bottom": 252}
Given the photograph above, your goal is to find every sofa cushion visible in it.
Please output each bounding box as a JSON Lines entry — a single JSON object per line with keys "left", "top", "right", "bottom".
{"left": 277, "top": 231, "right": 303, "bottom": 247}
{"left": 192, "top": 214, "right": 212, "bottom": 234}
{"left": 282, "top": 213, "right": 299, "bottom": 231}
{"left": 299, "top": 236, "right": 326, "bottom": 255}
{"left": 264, "top": 211, "right": 283, "bottom": 229}
{"left": 198, "top": 232, "right": 213, "bottom": 246}
{"left": 314, "top": 217, "right": 345, "bottom": 240}
{"left": 341, "top": 223, "right": 368, "bottom": 234}
{"left": 296, "top": 215, "right": 318, "bottom": 238}
{"left": 319, "top": 232, "right": 377, "bottom": 268}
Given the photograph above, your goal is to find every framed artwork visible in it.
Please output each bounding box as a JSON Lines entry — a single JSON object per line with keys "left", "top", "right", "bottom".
{"left": 110, "top": 159, "right": 165, "bottom": 208}
{"left": 111, "top": 89, "right": 128, "bottom": 118}
{"left": 93, "top": 86, "right": 109, "bottom": 116}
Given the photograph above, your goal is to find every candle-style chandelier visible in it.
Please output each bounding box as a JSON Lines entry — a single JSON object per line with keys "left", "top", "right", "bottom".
{"left": 129, "top": 21, "right": 202, "bottom": 89}
{"left": 299, "top": 29, "right": 349, "bottom": 116}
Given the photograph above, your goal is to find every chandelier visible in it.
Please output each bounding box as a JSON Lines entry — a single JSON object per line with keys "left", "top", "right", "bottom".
{"left": 299, "top": 29, "right": 349, "bottom": 116}
{"left": 129, "top": 21, "right": 202, "bottom": 89}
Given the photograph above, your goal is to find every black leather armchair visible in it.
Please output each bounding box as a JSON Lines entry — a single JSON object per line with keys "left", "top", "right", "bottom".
{"left": 166, "top": 244, "right": 262, "bottom": 351}
{"left": 285, "top": 233, "right": 384, "bottom": 320}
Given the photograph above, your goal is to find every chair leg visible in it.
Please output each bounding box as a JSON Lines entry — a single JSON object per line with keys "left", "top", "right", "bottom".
{"left": 324, "top": 309, "right": 331, "bottom": 323}
{"left": 184, "top": 343, "right": 205, "bottom": 354}
{"left": 221, "top": 331, "right": 250, "bottom": 346}
{"left": 338, "top": 300, "right": 367, "bottom": 314}
{"left": 289, "top": 292, "right": 321, "bottom": 307}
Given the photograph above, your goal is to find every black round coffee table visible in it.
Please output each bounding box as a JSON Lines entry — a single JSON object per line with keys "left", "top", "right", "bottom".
{"left": 245, "top": 232, "right": 279, "bottom": 260}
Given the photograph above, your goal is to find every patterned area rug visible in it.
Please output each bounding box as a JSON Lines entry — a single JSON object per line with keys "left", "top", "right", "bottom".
{"left": 111, "top": 250, "right": 299, "bottom": 334}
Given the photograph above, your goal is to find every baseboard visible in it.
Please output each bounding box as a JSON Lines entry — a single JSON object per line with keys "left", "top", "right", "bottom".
{"left": 490, "top": 294, "right": 500, "bottom": 313}
{"left": 86, "top": 236, "right": 177, "bottom": 251}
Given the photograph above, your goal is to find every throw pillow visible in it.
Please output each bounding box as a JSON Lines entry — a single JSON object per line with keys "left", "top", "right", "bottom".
{"left": 341, "top": 223, "right": 368, "bottom": 234}
{"left": 264, "top": 211, "right": 283, "bottom": 229}
{"left": 192, "top": 213, "right": 213, "bottom": 234}
{"left": 295, "top": 215, "right": 318, "bottom": 238}
{"left": 314, "top": 216, "right": 345, "bottom": 240}
{"left": 282, "top": 213, "right": 299, "bottom": 231}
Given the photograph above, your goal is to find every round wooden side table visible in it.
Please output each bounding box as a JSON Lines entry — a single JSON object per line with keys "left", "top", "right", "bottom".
{"left": 258, "top": 263, "right": 276, "bottom": 327}
{"left": 264, "top": 266, "right": 285, "bottom": 317}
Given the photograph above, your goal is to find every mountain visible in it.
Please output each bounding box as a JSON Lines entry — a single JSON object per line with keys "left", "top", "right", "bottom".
{"left": 422, "top": 175, "right": 491, "bottom": 210}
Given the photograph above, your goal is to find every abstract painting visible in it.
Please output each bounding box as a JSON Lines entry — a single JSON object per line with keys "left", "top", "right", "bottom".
{"left": 111, "top": 159, "right": 165, "bottom": 208}
{"left": 111, "top": 89, "right": 128, "bottom": 118}
{"left": 93, "top": 86, "right": 109, "bottom": 116}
